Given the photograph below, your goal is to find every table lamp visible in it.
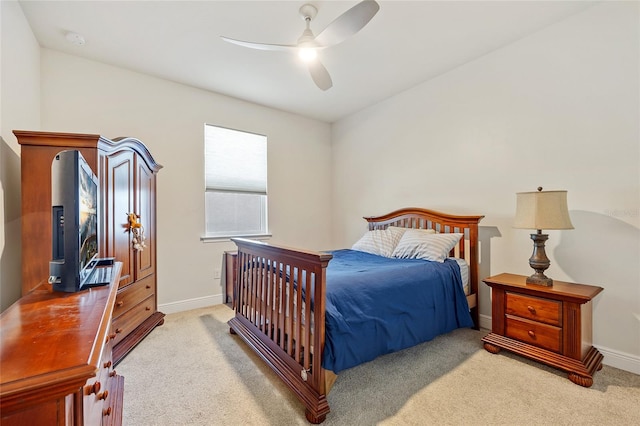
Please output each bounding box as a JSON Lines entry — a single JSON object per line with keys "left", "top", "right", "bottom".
{"left": 513, "top": 187, "right": 574, "bottom": 286}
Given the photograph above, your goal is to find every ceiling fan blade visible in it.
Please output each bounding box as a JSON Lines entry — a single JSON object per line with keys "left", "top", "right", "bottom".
{"left": 314, "top": 0, "right": 380, "bottom": 47}
{"left": 220, "top": 36, "right": 297, "bottom": 52}
{"left": 308, "top": 60, "right": 333, "bottom": 91}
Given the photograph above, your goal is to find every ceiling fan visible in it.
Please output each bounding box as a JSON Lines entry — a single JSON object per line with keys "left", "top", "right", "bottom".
{"left": 221, "top": 1, "right": 380, "bottom": 91}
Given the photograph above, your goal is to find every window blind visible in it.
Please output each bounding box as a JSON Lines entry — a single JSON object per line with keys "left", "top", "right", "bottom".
{"left": 205, "top": 125, "right": 267, "bottom": 194}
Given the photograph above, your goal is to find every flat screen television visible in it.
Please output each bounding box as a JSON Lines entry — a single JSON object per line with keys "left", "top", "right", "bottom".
{"left": 49, "top": 149, "right": 107, "bottom": 292}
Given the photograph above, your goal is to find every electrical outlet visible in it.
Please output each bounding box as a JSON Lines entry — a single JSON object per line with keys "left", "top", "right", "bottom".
{"left": 214, "top": 270, "right": 221, "bottom": 279}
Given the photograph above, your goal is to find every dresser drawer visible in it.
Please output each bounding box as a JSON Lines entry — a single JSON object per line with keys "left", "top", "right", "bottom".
{"left": 505, "top": 316, "right": 562, "bottom": 353}
{"left": 505, "top": 292, "right": 561, "bottom": 326}
{"left": 112, "top": 295, "right": 156, "bottom": 347}
{"left": 113, "top": 275, "right": 155, "bottom": 320}
{"left": 83, "top": 330, "right": 115, "bottom": 425}
{"left": 101, "top": 330, "right": 120, "bottom": 424}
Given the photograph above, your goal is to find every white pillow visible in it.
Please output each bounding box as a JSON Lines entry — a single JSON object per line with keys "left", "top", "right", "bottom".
{"left": 392, "top": 231, "right": 463, "bottom": 262}
{"left": 351, "top": 226, "right": 406, "bottom": 257}
{"left": 388, "top": 228, "right": 435, "bottom": 260}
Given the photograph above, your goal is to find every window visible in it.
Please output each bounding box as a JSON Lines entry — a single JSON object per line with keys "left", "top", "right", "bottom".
{"left": 204, "top": 124, "right": 268, "bottom": 238}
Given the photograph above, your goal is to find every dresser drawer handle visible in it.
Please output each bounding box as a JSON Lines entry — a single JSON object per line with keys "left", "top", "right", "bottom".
{"left": 527, "top": 305, "right": 536, "bottom": 314}
{"left": 98, "top": 390, "right": 109, "bottom": 400}
{"left": 116, "top": 301, "right": 124, "bottom": 307}
{"left": 104, "top": 360, "right": 112, "bottom": 369}
{"left": 103, "top": 406, "right": 112, "bottom": 416}
{"left": 109, "top": 369, "right": 117, "bottom": 377}
{"left": 115, "top": 328, "right": 123, "bottom": 334}
{"left": 528, "top": 330, "right": 536, "bottom": 339}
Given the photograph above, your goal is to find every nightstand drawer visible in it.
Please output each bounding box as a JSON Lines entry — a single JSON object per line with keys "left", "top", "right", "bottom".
{"left": 506, "top": 316, "right": 562, "bottom": 353}
{"left": 506, "top": 292, "right": 561, "bottom": 326}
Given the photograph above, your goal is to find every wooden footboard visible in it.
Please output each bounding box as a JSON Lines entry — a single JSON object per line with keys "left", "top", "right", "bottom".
{"left": 228, "top": 238, "right": 333, "bottom": 424}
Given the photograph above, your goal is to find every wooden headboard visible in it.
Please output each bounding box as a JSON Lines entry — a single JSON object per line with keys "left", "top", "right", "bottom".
{"left": 364, "top": 207, "right": 484, "bottom": 322}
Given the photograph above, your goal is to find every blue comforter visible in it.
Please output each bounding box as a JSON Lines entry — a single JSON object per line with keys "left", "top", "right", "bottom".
{"left": 322, "top": 249, "right": 473, "bottom": 373}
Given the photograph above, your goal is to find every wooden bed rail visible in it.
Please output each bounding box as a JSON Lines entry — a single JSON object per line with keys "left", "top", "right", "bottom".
{"left": 228, "top": 238, "right": 333, "bottom": 423}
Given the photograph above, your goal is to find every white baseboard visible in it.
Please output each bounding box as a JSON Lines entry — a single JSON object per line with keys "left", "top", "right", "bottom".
{"left": 596, "top": 345, "right": 640, "bottom": 375}
{"left": 480, "top": 314, "right": 640, "bottom": 375}
{"left": 479, "top": 313, "right": 492, "bottom": 331}
{"left": 158, "top": 294, "right": 223, "bottom": 315}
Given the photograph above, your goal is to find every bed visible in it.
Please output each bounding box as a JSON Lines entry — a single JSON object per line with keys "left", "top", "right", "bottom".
{"left": 228, "top": 208, "right": 484, "bottom": 423}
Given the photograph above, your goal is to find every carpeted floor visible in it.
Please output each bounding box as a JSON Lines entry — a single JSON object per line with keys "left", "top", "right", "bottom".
{"left": 116, "top": 305, "right": 640, "bottom": 425}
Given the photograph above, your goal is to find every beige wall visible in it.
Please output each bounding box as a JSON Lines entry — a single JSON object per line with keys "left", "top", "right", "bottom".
{"left": 331, "top": 2, "right": 639, "bottom": 373}
{"left": 40, "top": 49, "right": 333, "bottom": 311}
{"left": 0, "top": 1, "right": 41, "bottom": 310}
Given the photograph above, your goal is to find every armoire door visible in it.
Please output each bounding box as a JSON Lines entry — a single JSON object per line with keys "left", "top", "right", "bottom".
{"left": 134, "top": 158, "right": 156, "bottom": 281}
{"left": 104, "top": 150, "right": 135, "bottom": 287}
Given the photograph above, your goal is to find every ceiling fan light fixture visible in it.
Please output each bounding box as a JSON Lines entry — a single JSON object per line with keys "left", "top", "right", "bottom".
{"left": 298, "top": 47, "right": 318, "bottom": 63}
{"left": 220, "top": 1, "right": 379, "bottom": 90}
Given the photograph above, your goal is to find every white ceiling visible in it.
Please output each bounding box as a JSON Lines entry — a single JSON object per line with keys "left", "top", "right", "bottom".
{"left": 19, "top": 0, "right": 596, "bottom": 123}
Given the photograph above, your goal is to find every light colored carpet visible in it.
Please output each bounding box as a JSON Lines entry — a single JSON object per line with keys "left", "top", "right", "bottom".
{"left": 117, "top": 305, "right": 640, "bottom": 425}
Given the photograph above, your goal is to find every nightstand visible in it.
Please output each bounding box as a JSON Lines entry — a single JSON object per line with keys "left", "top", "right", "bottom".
{"left": 482, "top": 273, "right": 604, "bottom": 387}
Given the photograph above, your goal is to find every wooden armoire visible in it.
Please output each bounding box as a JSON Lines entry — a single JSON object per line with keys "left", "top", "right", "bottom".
{"left": 15, "top": 130, "right": 164, "bottom": 364}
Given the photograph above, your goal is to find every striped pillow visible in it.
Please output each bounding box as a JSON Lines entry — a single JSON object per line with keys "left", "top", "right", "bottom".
{"left": 392, "top": 231, "right": 463, "bottom": 262}
{"left": 351, "top": 226, "right": 407, "bottom": 258}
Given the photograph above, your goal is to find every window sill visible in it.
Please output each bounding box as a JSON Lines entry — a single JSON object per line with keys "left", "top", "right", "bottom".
{"left": 200, "top": 233, "right": 272, "bottom": 243}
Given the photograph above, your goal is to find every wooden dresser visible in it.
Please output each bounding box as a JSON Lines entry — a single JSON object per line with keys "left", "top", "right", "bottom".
{"left": 482, "top": 273, "right": 604, "bottom": 387}
{"left": 0, "top": 263, "right": 124, "bottom": 425}
{"left": 15, "top": 130, "right": 164, "bottom": 365}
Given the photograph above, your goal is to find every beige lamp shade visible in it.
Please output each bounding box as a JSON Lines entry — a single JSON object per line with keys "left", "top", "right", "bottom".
{"left": 514, "top": 189, "right": 574, "bottom": 230}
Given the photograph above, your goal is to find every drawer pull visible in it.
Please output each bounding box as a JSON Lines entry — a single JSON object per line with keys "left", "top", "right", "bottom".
{"left": 116, "top": 301, "right": 124, "bottom": 307}
{"left": 98, "top": 390, "right": 109, "bottom": 400}
{"left": 146, "top": 285, "right": 151, "bottom": 289}
{"left": 104, "top": 360, "right": 112, "bottom": 368}
{"left": 109, "top": 369, "right": 117, "bottom": 377}
{"left": 527, "top": 305, "right": 536, "bottom": 314}
{"left": 103, "top": 406, "right": 112, "bottom": 416}
{"left": 146, "top": 306, "right": 151, "bottom": 311}
{"left": 115, "top": 328, "right": 123, "bottom": 334}
{"left": 528, "top": 330, "right": 536, "bottom": 339}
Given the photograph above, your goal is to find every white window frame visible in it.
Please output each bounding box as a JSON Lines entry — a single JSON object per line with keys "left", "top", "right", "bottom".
{"left": 201, "top": 124, "right": 269, "bottom": 241}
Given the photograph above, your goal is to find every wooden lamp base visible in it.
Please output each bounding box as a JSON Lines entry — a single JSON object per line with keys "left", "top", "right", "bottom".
{"left": 527, "top": 231, "right": 553, "bottom": 287}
